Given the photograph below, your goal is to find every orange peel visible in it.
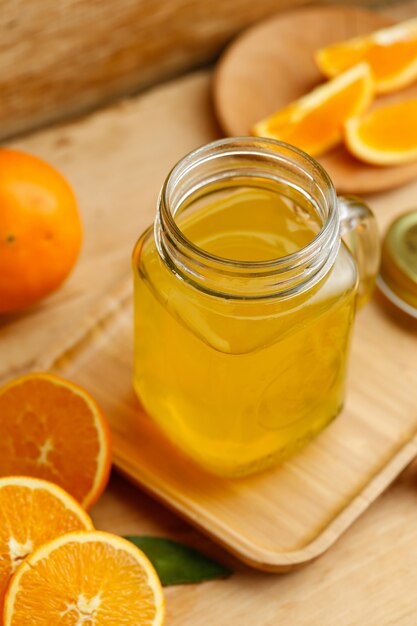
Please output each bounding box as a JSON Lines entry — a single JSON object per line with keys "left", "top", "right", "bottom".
{"left": 345, "top": 98, "right": 417, "bottom": 165}
{"left": 315, "top": 18, "right": 417, "bottom": 94}
{"left": 252, "top": 63, "right": 374, "bottom": 157}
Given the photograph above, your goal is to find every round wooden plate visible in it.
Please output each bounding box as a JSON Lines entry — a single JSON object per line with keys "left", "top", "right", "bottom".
{"left": 213, "top": 6, "right": 417, "bottom": 194}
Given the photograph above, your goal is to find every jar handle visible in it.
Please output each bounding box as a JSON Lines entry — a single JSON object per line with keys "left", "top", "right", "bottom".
{"left": 338, "top": 195, "right": 380, "bottom": 308}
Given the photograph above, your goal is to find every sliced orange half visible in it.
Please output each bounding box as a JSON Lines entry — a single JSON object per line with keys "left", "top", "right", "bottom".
{"left": 0, "top": 476, "right": 93, "bottom": 618}
{"left": 0, "top": 373, "right": 112, "bottom": 509}
{"left": 345, "top": 99, "right": 417, "bottom": 165}
{"left": 4, "top": 531, "right": 165, "bottom": 626}
{"left": 315, "top": 18, "right": 417, "bottom": 94}
{"left": 252, "top": 63, "right": 374, "bottom": 157}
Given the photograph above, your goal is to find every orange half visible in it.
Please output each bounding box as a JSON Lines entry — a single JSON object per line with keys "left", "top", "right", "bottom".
{"left": 4, "top": 531, "right": 165, "bottom": 626}
{"left": 0, "top": 476, "right": 93, "bottom": 620}
{"left": 315, "top": 18, "right": 417, "bottom": 94}
{"left": 345, "top": 99, "right": 417, "bottom": 165}
{"left": 0, "top": 373, "right": 112, "bottom": 509}
{"left": 252, "top": 63, "right": 374, "bottom": 157}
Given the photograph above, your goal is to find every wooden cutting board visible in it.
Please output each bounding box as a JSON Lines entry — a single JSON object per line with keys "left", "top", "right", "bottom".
{"left": 213, "top": 6, "right": 417, "bottom": 194}
{"left": 33, "top": 270, "right": 417, "bottom": 571}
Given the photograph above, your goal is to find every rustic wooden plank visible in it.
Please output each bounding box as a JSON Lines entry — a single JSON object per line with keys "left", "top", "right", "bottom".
{"left": 1, "top": 0, "right": 413, "bottom": 140}
{"left": 0, "top": 0, "right": 312, "bottom": 140}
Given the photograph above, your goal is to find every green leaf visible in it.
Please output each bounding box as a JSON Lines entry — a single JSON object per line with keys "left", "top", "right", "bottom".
{"left": 124, "top": 536, "right": 233, "bottom": 586}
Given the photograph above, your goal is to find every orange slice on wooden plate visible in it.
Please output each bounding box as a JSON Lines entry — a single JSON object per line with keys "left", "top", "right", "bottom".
{"left": 0, "top": 373, "right": 112, "bottom": 509}
{"left": 315, "top": 18, "right": 417, "bottom": 94}
{"left": 4, "top": 531, "right": 165, "bottom": 626}
{"left": 345, "top": 99, "right": 417, "bottom": 165}
{"left": 0, "top": 476, "right": 93, "bottom": 617}
{"left": 252, "top": 63, "right": 374, "bottom": 157}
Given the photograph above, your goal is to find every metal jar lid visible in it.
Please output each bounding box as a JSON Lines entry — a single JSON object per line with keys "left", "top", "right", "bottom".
{"left": 378, "top": 209, "right": 417, "bottom": 318}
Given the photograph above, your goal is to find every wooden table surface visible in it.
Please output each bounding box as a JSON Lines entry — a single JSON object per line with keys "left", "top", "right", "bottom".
{"left": 93, "top": 466, "right": 417, "bottom": 625}
{"left": 2, "top": 2, "right": 417, "bottom": 623}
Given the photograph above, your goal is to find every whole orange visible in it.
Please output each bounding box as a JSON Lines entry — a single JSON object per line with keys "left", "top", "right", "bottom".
{"left": 0, "top": 149, "right": 82, "bottom": 314}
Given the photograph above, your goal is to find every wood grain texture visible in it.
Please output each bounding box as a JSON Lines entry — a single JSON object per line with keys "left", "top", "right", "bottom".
{"left": 213, "top": 5, "right": 417, "bottom": 194}
{"left": 92, "top": 463, "right": 417, "bottom": 625}
{"left": 0, "top": 0, "right": 313, "bottom": 140}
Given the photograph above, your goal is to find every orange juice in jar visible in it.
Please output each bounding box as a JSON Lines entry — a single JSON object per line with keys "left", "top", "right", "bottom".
{"left": 133, "top": 138, "right": 379, "bottom": 477}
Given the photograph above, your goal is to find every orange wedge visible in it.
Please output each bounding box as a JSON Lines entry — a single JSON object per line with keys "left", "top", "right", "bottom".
{"left": 4, "top": 531, "right": 165, "bottom": 626}
{"left": 345, "top": 99, "right": 417, "bottom": 165}
{"left": 0, "top": 373, "right": 112, "bottom": 509}
{"left": 252, "top": 63, "right": 374, "bottom": 157}
{"left": 315, "top": 18, "right": 417, "bottom": 94}
{"left": 0, "top": 476, "right": 93, "bottom": 619}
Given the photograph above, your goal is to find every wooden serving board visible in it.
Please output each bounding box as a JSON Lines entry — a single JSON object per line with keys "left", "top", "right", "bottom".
{"left": 35, "top": 265, "right": 417, "bottom": 572}
{"left": 214, "top": 6, "right": 417, "bottom": 194}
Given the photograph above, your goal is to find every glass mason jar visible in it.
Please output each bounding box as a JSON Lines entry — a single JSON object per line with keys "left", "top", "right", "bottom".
{"left": 132, "top": 138, "right": 380, "bottom": 478}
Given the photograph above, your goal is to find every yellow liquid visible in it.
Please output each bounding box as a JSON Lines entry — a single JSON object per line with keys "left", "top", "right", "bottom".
{"left": 133, "top": 188, "right": 358, "bottom": 476}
